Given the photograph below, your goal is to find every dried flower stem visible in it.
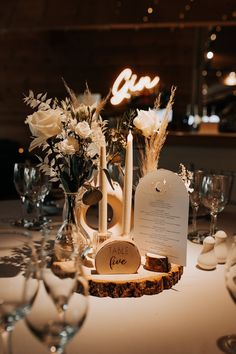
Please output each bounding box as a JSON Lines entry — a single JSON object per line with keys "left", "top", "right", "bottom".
{"left": 140, "top": 85, "right": 176, "bottom": 177}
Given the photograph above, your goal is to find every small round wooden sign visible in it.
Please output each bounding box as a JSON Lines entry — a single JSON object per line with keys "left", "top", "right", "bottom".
{"left": 95, "top": 238, "right": 141, "bottom": 274}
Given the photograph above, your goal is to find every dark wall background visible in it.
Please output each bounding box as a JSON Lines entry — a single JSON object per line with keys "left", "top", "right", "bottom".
{"left": 0, "top": 27, "right": 195, "bottom": 148}
{"left": 0, "top": 0, "right": 235, "bottom": 198}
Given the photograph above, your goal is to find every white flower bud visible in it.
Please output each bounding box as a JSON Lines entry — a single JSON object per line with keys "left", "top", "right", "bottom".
{"left": 75, "top": 121, "right": 92, "bottom": 139}
{"left": 58, "top": 136, "right": 80, "bottom": 155}
{"left": 133, "top": 109, "right": 161, "bottom": 137}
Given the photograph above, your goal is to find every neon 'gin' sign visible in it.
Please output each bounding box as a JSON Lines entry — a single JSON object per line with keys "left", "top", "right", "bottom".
{"left": 110, "top": 68, "right": 160, "bottom": 105}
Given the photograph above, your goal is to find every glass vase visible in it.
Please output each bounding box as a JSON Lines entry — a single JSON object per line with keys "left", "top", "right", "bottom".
{"left": 55, "top": 191, "right": 91, "bottom": 261}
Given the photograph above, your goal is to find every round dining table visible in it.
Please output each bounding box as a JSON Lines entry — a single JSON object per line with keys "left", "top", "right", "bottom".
{"left": 0, "top": 199, "right": 236, "bottom": 354}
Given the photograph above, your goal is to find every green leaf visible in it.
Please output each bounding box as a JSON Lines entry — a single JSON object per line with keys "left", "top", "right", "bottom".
{"left": 60, "top": 171, "right": 71, "bottom": 193}
{"left": 37, "top": 93, "right": 43, "bottom": 99}
{"left": 41, "top": 93, "right": 47, "bottom": 101}
{"left": 82, "top": 188, "right": 102, "bottom": 205}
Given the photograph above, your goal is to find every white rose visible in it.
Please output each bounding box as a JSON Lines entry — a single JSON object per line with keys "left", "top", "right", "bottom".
{"left": 25, "top": 108, "right": 63, "bottom": 138}
{"left": 75, "top": 121, "right": 92, "bottom": 139}
{"left": 133, "top": 109, "right": 161, "bottom": 137}
{"left": 58, "top": 136, "right": 80, "bottom": 155}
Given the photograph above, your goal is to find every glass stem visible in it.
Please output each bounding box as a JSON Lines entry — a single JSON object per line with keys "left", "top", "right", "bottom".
{"left": 50, "top": 347, "right": 65, "bottom": 354}
{"left": 1, "top": 330, "right": 13, "bottom": 354}
{"left": 210, "top": 212, "right": 217, "bottom": 236}
{"left": 35, "top": 200, "right": 42, "bottom": 221}
{"left": 58, "top": 309, "right": 65, "bottom": 325}
{"left": 20, "top": 196, "right": 27, "bottom": 222}
{"left": 192, "top": 206, "right": 199, "bottom": 233}
{"left": 54, "top": 349, "right": 66, "bottom": 354}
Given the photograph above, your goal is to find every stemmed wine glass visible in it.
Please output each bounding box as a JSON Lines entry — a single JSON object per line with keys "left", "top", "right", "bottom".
{"left": 188, "top": 170, "right": 205, "bottom": 243}
{"left": 201, "top": 174, "right": 231, "bottom": 236}
{"left": 26, "top": 240, "right": 88, "bottom": 354}
{"left": 217, "top": 236, "right": 236, "bottom": 353}
{"left": 14, "top": 163, "right": 51, "bottom": 230}
{"left": 13, "top": 162, "right": 31, "bottom": 227}
{"left": 25, "top": 166, "right": 51, "bottom": 229}
{"left": 0, "top": 230, "right": 39, "bottom": 354}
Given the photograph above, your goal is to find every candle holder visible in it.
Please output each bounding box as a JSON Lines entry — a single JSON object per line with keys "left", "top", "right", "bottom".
{"left": 93, "top": 231, "right": 112, "bottom": 254}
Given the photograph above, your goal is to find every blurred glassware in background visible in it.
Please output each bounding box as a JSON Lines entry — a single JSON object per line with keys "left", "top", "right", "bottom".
{"left": 219, "top": 100, "right": 236, "bottom": 132}
{"left": 0, "top": 230, "right": 39, "bottom": 354}
{"left": 181, "top": 104, "right": 202, "bottom": 132}
{"left": 13, "top": 163, "right": 51, "bottom": 230}
{"left": 26, "top": 239, "right": 88, "bottom": 354}
{"left": 13, "top": 162, "right": 31, "bottom": 227}
{"left": 25, "top": 165, "right": 52, "bottom": 229}
{"left": 188, "top": 170, "right": 208, "bottom": 244}
{"left": 217, "top": 235, "right": 236, "bottom": 353}
{"left": 201, "top": 174, "right": 231, "bottom": 236}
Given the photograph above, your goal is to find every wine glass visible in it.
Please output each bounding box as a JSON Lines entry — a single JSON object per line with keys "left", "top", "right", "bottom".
{"left": 201, "top": 174, "right": 231, "bottom": 236}
{"left": 217, "top": 236, "right": 236, "bottom": 353}
{"left": 188, "top": 170, "right": 205, "bottom": 243}
{"left": 13, "top": 162, "right": 31, "bottom": 227}
{"left": 0, "top": 230, "right": 39, "bottom": 354}
{"left": 25, "top": 166, "right": 51, "bottom": 230}
{"left": 26, "top": 240, "right": 88, "bottom": 354}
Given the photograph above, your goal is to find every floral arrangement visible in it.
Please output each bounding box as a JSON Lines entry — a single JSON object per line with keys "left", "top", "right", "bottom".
{"left": 133, "top": 85, "right": 176, "bottom": 177}
{"left": 24, "top": 82, "right": 108, "bottom": 194}
{"left": 178, "top": 163, "right": 193, "bottom": 193}
{"left": 24, "top": 83, "right": 179, "bottom": 195}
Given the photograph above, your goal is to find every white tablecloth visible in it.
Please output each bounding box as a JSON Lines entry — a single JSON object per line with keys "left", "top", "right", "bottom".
{"left": 1, "top": 200, "right": 236, "bottom": 354}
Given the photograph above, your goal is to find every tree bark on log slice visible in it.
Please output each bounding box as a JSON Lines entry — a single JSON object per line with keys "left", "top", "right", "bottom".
{"left": 144, "top": 253, "right": 171, "bottom": 273}
{"left": 86, "top": 264, "right": 183, "bottom": 298}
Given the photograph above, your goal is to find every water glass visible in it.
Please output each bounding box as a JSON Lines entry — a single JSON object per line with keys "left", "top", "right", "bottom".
{"left": 217, "top": 236, "right": 236, "bottom": 353}
{"left": 26, "top": 239, "right": 88, "bottom": 354}
{"left": 201, "top": 174, "right": 231, "bottom": 236}
{"left": 0, "top": 230, "right": 39, "bottom": 354}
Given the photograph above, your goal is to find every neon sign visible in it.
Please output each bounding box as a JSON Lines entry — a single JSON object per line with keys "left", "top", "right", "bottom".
{"left": 110, "top": 68, "right": 160, "bottom": 105}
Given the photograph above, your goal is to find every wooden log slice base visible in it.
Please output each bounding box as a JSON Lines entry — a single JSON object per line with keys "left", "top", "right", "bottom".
{"left": 144, "top": 252, "right": 171, "bottom": 273}
{"left": 85, "top": 264, "right": 183, "bottom": 298}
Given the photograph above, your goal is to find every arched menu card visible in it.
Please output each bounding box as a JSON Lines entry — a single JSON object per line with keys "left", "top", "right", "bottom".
{"left": 133, "top": 169, "right": 189, "bottom": 266}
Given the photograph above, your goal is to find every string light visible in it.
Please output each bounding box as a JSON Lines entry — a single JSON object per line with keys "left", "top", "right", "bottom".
{"left": 177, "top": 0, "right": 194, "bottom": 24}
{"left": 200, "top": 1, "right": 236, "bottom": 119}
{"left": 202, "top": 87, "right": 208, "bottom": 96}
{"left": 206, "top": 51, "right": 214, "bottom": 59}
{"left": 115, "top": 0, "right": 122, "bottom": 15}
{"left": 224, "top": 72, "right": 236, "bottom": 86}
{"left": 210, "top": 33, "right": 217, "bottom": 41}
{"left": 141, "top": 1, "right": 157, "bottom": 22}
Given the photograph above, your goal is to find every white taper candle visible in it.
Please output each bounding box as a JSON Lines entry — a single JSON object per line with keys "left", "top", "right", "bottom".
{"left": 122, "top": 130, "right": 133, "bottom": 236}
{"left": 98, "top": 144, "right": 107, "bottom": 234}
